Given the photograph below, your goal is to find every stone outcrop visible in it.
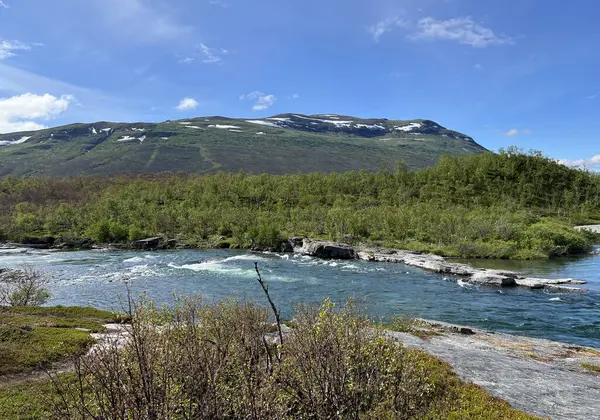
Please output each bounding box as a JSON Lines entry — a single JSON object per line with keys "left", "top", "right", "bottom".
{"left": 294, "top": 239, "right": 355, "bottom": 259}
{"left": 387, "top": 321, "right": 600, "bottom": 420}
{"left": 290, "top": 238, "right": 588, "bottom": 291}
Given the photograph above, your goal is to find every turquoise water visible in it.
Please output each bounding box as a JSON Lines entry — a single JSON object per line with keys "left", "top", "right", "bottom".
{"left": 1, "top": 247, "right": 599, "bottom": 347}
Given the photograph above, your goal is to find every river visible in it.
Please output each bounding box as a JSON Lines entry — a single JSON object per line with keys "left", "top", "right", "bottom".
{"left": 1, "top": 247, "right": 599, "bottom": 348}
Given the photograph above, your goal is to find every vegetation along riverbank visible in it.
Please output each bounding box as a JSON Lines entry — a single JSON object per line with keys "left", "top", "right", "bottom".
{"left": 1, "top": 149, "right": 599, "bottom": 260}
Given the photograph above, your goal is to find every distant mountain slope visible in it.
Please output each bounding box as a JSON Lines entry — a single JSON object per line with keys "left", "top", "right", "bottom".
{"left": 0, "top": 114, "right": 487, "bottom": 177}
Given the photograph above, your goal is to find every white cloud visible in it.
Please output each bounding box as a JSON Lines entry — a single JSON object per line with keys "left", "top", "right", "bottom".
{"left": 474, "top": 63, "right": 483, "bottom": 70}
{"left": 176, "top": 97, "right": 199, "bottom": 111}
{"left": 291, "top": 93, "right": 299, "bottom": 99}
{"left": 0, "top": 93, "right": 72, "bottom": 133}
{"left": 368, "top": 17, "right": 407, "bottom": 42}
{"left": 0, "top": 1, "right": 9, "bottom": 8}
{"left": 240, "top": 91, "right": 277, "bottom": 111}
{"left": 559, "top": 155, "right": 600, "bottom": 170}
{"left": 0, "top": 40, "right": 36, "bottom": 60}
{"left": 412, "top": 17, "right": 513, "bottom": 48}
{"left": 0, "top": 63, "right": 140, "bottom": 123}
{"left": 505, "top": 128, "right": 531, "bottom": 137}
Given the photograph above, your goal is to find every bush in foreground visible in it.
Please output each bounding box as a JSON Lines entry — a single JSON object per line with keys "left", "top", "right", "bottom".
{"left": 45, "top": 296, "right": 538, "bottom": 419}
{"left": 0, "top": 266, "right": 50, "bottom": 307}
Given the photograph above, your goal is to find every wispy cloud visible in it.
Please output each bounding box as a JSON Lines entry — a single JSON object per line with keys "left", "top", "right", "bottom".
{"left": 0, "top": 93, "right": 73, "bottom": 133}
{"left": 473, "top": 63, "right": 483, "bottom": 70}
{"left": 178, "top": 56, "right": 195, "bottom": 64}
{"left": 176, "top": 97, "right": 199, "bottom": 111}
{"left": 505, "top": 128, "right": 531, "bottom": 137}
{"left": 368, "top": 17, "right": 407, "bottom": 42}
{"left": 208, "top": 0, "right": 229, "bottom": 8}
{"left": 199, "top": 43, "right": 223, "bottom": 63}
{"left": 0, "top": 1, "right": 9, "bottom": 8}
{"left": 412, "top": 17, "right": 513, "bottom": 48}
{"left": 240, "top": 91, "right": 277, "bottom": 111}
{"left": 588, "top": 91, "right": 600, "bottom": 100}
{"left": 0, "top": 40, "right": 37, "bottom": 60}
{"left": 559, "top": 155, "right": 600, "bottom": 170}
{"left": 291, "top": 93, "right": 299, "bottom": 99}
{"left": 96, "top": 0, "right": 192, "bottom": 44}
{"left": 178, "top": 44, "right": 228, "bottom": 64}
{"left": 0, "top": 62, "right": 140, "bottom": 123}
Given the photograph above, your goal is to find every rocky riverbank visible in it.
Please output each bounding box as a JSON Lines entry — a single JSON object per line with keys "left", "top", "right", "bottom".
{"left": 387, "top": 320, "right": 600, "bottom": 420}
{"left": 291, "top": 238, "right": 588, "bottom": 291}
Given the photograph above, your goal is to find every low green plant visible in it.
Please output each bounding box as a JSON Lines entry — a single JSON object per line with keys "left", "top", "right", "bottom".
{"left": 0, "top": 305, "right": 126, "bottom": 375}
{"left": 580, "top": 362, "right": 600, "bottom": 373}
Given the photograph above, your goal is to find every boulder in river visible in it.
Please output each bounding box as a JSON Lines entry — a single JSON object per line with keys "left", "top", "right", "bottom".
{"left": 133, "top": 237, "right": 162, "bottom": 250}
{"left": 469, "top": 271, "right": 517, "bottom": 287}
{"left": 296, "top": 239, "right": 356, "bottom": 259}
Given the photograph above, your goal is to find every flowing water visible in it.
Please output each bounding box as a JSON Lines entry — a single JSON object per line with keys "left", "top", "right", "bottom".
{"left": 1, "top": 247, "right": 599, "bottom": 348}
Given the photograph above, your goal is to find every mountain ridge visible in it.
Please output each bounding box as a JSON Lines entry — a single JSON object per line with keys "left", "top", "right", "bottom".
{"left": 0, "top": 113, "right": 487, "bottom": 177}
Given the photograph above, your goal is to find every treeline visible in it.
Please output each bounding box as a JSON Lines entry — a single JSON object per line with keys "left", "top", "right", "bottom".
{"left": 0, "top": 148, "right": 599, "bottom": 259}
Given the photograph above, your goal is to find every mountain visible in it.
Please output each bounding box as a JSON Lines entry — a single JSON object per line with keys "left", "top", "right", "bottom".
{"left": 0, "top": 113, "right": 487, "bottom": 177}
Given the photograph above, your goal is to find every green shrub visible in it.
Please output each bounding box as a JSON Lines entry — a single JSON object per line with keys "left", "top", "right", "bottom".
{"left": 522, "top": 220, "right": 593, "bottom": 257}
{"left": 39, "top": 297, "right": 540, "bottom": 419}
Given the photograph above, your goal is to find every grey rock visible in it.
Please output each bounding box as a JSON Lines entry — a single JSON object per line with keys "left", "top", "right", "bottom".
{"left": 386, "top": 325, "right": 600, "bottom": 420}
{"left": 300, "top": 239, "right": 588, "bottom": 291}
{"left": 469, "top": 271, "right": 517, "bottom": 286}
{"left": 278, "top": 239, "right": 294, "bottom": 253}
{"left": 132, "top": 237, "right": 162, "bottom": 250}
{"left": 297, "top": 239, "right": 355, "bottom": 259}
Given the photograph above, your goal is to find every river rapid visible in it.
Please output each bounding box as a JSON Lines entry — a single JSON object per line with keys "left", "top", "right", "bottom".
{"left": 1, "top": 247, "right": 599, "bottom": 348}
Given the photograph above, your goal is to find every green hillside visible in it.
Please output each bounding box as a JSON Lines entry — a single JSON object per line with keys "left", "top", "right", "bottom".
{"left": 0, "top": 114, "right": 486, "bottom": 177}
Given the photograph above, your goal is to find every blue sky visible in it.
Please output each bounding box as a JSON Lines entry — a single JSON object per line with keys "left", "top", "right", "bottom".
{"left": 0, "top": 0, "right": 598, "bottom": 168}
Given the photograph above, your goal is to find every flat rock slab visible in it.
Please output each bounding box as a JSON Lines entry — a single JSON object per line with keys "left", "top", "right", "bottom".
{"left": 387, "top": 326, "right": 600, "bottom": 420}
{"left": 293, "top": 238, "right": 588, "bottom": 291}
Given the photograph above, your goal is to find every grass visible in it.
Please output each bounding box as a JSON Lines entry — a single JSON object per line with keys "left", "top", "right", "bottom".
{"left": 386, "top": 316, "right": 444, "bottom": 340}
{"left": 0, "top": 377, "right": 65, "bottom": 419}
{"left": 0, "top": 306, "right": 126, "bottom": 375}
{"left": 580, "top": 362, "right": 600, "bottom": 373}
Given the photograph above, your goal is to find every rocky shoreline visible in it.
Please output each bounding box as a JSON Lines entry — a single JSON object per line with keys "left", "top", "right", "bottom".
{"left": 1, "top": 236, "right": 590, "bottom": 291}
{"left": 290, "top": 238, "right": 588, "bottom": 291}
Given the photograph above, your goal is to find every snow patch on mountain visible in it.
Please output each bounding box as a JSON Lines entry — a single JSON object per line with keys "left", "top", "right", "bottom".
{"left": 209, "top": 124, "right": 241, "bottom": 129}
{"left": 117, "top": 136, "right": 137, "bottom": 142}
{"left": 355, "top": 123, "right": 386, "bottom": 130}
{"left": 293, "top": 114, "right": 353, "bottom": 127}
{"left": 394, "top": 123, "right": 423, "bottom": 132}
{"left": 0, "top": 136, "right": 32, "bottom": 146}
{"left": 246, "top": 120, "right": 278, "bottom": 127}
